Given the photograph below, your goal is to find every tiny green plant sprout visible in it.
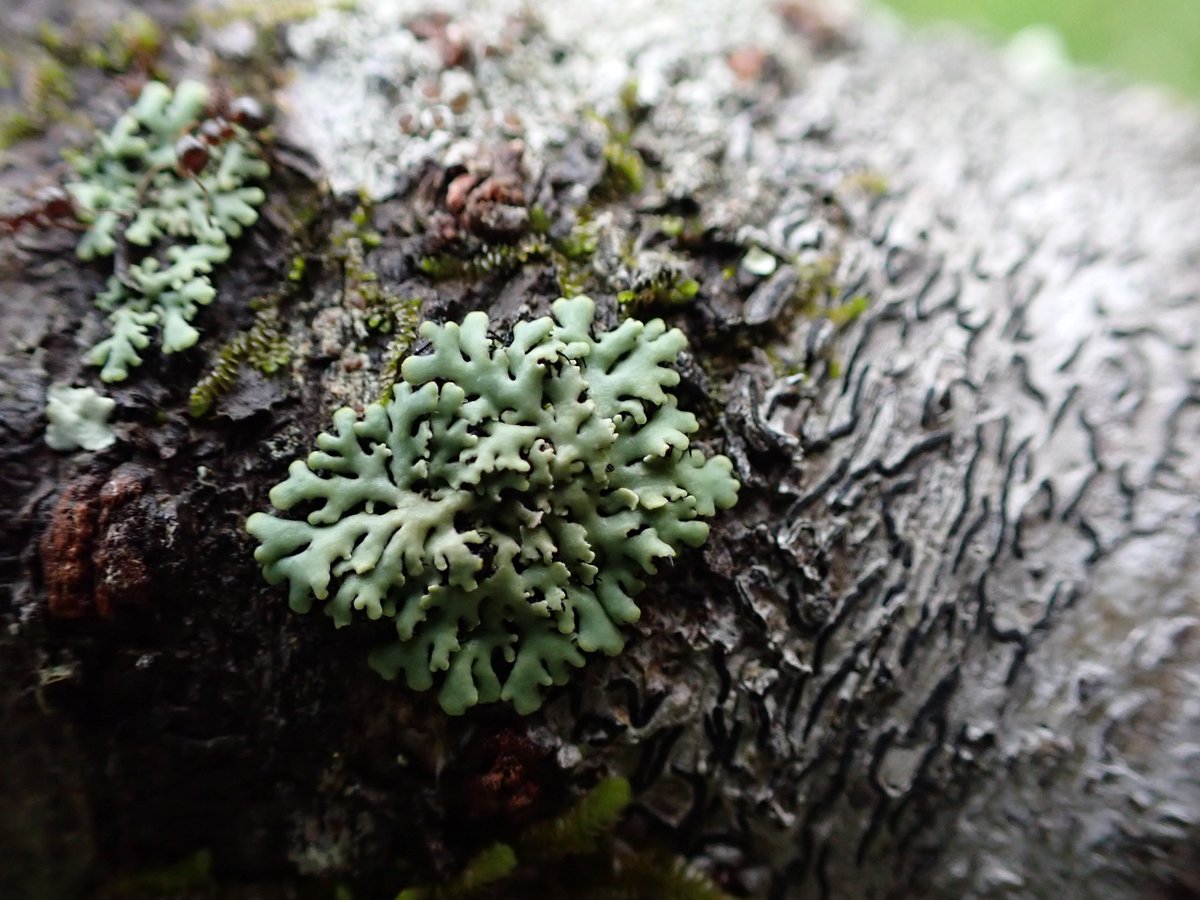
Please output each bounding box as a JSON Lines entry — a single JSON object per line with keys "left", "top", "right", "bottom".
{"left": 67, "top": 80, "right": 270, "bottom": 382}
{"left": 247, "top": 297, "right": 739, "bottom": 714}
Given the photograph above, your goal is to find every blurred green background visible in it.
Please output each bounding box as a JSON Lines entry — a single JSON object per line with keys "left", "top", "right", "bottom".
{"left": 882, "top": 0, "right": 1200, "bottom": 97}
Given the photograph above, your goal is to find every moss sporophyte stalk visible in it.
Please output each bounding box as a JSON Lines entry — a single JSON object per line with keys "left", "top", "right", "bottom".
{"left": 247, "top": 296, "right": 739, "bottom": 714}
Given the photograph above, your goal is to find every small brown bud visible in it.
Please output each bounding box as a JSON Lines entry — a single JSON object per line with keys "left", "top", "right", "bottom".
{"left": 229, "top": 96, "right": 270, "bottom": 131}
{"left": 175, "top": 134, "right": 210, "bottom": 175}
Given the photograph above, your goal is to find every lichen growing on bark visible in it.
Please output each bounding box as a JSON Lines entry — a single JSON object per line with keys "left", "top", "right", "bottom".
{"left": 66, "top": 79, "right": 269, "bottom": 381}
{"left": 44, "top": 384, "right": 117, "bottom": 451}
{"left": 247, "top": 296, "right": 738, "bottom": 714}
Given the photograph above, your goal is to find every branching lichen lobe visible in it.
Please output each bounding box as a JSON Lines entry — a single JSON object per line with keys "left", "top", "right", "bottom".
{"left": 247, "top": 296, "right": 738, "bottom": 714}
{"left": 67, "top": 79, "right": 269, "bottom": 381}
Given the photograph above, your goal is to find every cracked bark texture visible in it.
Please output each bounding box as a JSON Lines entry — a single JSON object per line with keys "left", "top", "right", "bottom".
{"left": 1, "top": 0, "right": 1199, "bottom": 898}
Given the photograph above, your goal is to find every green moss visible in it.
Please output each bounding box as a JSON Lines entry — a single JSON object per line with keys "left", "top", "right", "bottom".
{"left": 788, "top": 255, "right": 871, "bottom": 330}
{"left": 247, "top": 297, "right": 738, "bottom": 715}
{"left": 396, "top": 777, "right": 732, "bottom": 899}
{"left": 349, "top": 199, "right": 371, "bottom": 229}
{"left": 396, "top": 780, "right": 630, "bottom": 896}
{"left": 197, "top": 0, "right": 355, "bottom": 30}
{"left": 659, "top": 215, "right": 685, "bottom": 238}
{"left": 0, "top": 13, "right": 170, "bottom": 151}
{"left": 589, "top": 851, "right": 733, "bottom": 900}
{"left": 188, "top": 307, "right": 291, "bottom": 417}
{"left": 528, "top": 204, "right": 552, "bottom": 235}
{"left": 618, "top": 80, "right": 641, "bottom": 119}
{"left": 792, "top": 254, "right": 841, "bottom": 316}
{"left": 30, "top": 55, "right": 73, "bottom": 105}
{"left": 0, "top": 50, "right": 74, "bottom": 147}
{"left": 598, "top": 138, "right": 645, "bottom": 198}
{"left": 104, "top": 12, "right": 164, "bottom": 71}
{"left": 33, "top": 22, "right": 67, "bottom": 54}
{"left": 418, "top": 236, "right": 553, "bottom": 282}
{"left": 0, "top": 108, "right": 41, "bottom": 148}
{"left": 587, "top": 99, "right": 647, "bottom": 201}
{"left": 342, "top": 245, "right": 385, "bottom": 303}
{"left": 66, "top": 13, "right": 166, "bottom": 72}
{"left": 372, "top": 296, "right": 421, "bottom": 392}
{"left": 617, "top": 274, "right": 700, "bottom": 308}
{"left": 841, "top": 169, "right": 890, "bottom": 196}
{"left": 550, "top": 222, "right": 600, "bottom": 296}
{"left": 517, "top": 777, "right": 632, "bottom": 863}
{"left": 35, "top": 14, "right": 163, "bottom": 74}
{"left": 327, "top": 198, "right": 422, "bottom": 397}
{"left": 397, "top": 843, "right": 517, "bottom": 900}
{"left": 555, "top": 224, "right": 598, "bottom": 262}
{"left": 555, "top": 263, "right": 591, "bottom": 299}
{"left": 95, "top": 849, "right": 214, "bottom": 900}
{"left": 825, "top": 293, "right": 870, "bottom": 327}
{"left": 761, "top": 346, "right": 799, "bottom": 379}
{"left": 250, "top": 319, "right": 290, "bottom": 372}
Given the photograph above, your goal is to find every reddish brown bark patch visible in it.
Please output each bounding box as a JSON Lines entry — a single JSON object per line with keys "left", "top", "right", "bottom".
{"left": 92, "top": 467, "right": 153, "bottom": 617}
{"left": 39, "top": 465, "right": 156, "bottom": 619}
{"left": 463, "top": 730, "right": 552, "bottom": 824}
{"left": 447, "top": 142, "right": 530, "bottom": 243}
{"left": 39, "top": 475, "right": 104, "bottom": 618}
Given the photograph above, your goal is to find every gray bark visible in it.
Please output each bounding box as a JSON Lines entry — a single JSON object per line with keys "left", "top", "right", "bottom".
{"left": 2, "top": 1, "right": 1198, "bottom": 898}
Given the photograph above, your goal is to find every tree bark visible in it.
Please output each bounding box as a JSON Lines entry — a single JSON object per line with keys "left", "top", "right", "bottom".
{"left": 2, "top": 1, "right": 1199, "bottom": 898}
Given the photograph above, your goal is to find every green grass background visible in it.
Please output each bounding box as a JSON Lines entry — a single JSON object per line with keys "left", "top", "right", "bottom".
{"left": 882, "top": 0, "right": 1200, "bottom": 97}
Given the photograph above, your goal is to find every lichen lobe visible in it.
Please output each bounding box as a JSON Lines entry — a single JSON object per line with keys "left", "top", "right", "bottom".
{"left": 247, "top": 296, "right": 738, "bottom": 714}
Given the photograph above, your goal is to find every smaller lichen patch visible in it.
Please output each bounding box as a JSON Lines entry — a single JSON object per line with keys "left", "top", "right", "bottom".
{"left": 45, "top": 384, "right": 117, "bottom": 452}
{"left": 739, "top": 245, "right": 778, "bottom": 277}
{"left": 67, "top": 79, "right": 270, "bottom": 381}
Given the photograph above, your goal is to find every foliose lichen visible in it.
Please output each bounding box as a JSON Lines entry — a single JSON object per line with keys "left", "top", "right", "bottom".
{"left": 44, "top": 384, "right": 117, "bottom": 451}
{"left": 246, "top": 296, "right": 738, "bottom": 714}
{"left": 66, "top": 80, "right": 269, "bottom": 381}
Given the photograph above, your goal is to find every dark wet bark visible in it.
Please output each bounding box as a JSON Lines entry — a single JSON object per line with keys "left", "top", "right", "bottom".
{"left": 2, "top": 2, "right": 1199, "bottom": 899}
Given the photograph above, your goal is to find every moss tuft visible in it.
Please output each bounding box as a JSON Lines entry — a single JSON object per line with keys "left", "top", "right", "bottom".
{"left": 418, "top": 236, "right": 553, "bottom": 282}
{"left": 188, "top": 307, "right": 291, "bottom": 417}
